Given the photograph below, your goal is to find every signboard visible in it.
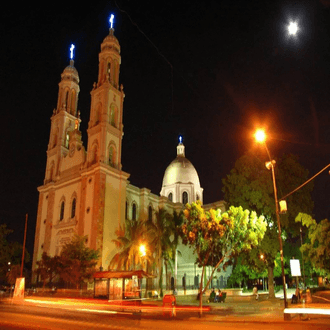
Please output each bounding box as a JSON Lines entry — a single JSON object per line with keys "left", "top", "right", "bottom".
{"left": 290, "top": 259, "right": 301, "bottom": 277}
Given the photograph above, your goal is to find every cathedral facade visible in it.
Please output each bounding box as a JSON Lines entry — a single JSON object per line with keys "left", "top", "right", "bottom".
{"left": 32, "top": 24, "right": 229, "bottom": 289}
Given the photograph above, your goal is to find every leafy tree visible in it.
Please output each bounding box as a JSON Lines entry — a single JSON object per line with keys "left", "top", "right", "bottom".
{"left": 0, "top": 224, "right": 13, "bottom": 281}
{"left": 180, "top": 201, "right": 266, "bottom": 314}
{"left": 6, "top": 264, "right": 21, "bottom": 286}
{"left": 34, "top": 252, "right": 61, "bottom": 290}
{"left": 296, "top": 213, "right": 330, "bottom": 276}
{"left": 227, "top": 253, "right": 267, "bottom": 289}
{"left": 58, "top": 235, "right": 99, "bottom": 289}
{"left": 0, "top": 224, "right": 30, "bottom": 284}
{"left": 222, "top": 152, "right": 313, "bottom": 297}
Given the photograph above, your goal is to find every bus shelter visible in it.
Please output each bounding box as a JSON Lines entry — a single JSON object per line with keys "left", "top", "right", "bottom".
{"left": 93, "top": 270, "right": 155, "bottom": 300}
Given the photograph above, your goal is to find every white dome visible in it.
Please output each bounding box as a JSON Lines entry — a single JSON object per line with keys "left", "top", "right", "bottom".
{"left": 160, "top": 139, "right": 203, "bottom": 204}
{"left": 162, "top": 155, "right": 200, "bottom": 187}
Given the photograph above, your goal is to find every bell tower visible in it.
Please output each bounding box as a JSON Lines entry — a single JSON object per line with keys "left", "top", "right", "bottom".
{"left": 44, "top": 44, "right": 80, "bottom": 184}
{"left": 86, "top": 17, "right": 129, "bottom": 268}
{"left": 87, "top": 20, "right": 124, "bottom": 169}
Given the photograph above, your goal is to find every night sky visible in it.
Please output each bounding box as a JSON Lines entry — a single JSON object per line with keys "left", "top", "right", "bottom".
{"left": 1, "top": 1, "right": 330, "bottom": 261}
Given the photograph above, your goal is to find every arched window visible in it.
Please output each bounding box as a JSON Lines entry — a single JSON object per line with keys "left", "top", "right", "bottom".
{"left": 94, "top": 103, "right": 101, "bottom": 125}
{"left": 132, "top": 203, "right": 137, "bottom": 221}
{"left": 107, "top": 62, "right": 111, "bottom": 78}
{"left": 168, "top": 192, "right": 173, "bottom": 202}
{"left": 60, "top": 201, "right": 65, "bottom": 221}
{"left": 71, "top": 89, "right": 76, "bottom": 115}
{"left": 71, "top": 198, "right": 76, "bottom": 218}
{"left": 65, "top": 131, "right": 70, "bottom": 148}
{"left": 65, "top": 90, "right": 69, "bottom": 110}
{"left": 113, "top": 60, "right": 119, "bottom": 88}
{"left": 196, "top": 194, "right": 200, "bottom": 201}
{"left": 109, "top": 144, "right": 116, "bottom": 168}
{"left": 91, "top": 141, "right": 98, "bottom": 165}
{"left": 182, "top": 191, "right": 188, "bottom": 205}
{"left": 109, "top": 104, "right": 117, "bottom": 127}
{"left": 148, "top": 206, "right": 153, "bottom": 222}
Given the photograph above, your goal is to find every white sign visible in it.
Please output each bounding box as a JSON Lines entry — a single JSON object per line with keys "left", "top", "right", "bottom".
{"left": 290, "top": 259, "right": 301, "bottom": 277}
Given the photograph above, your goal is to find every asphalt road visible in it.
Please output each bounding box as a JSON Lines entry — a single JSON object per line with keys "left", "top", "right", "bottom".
{"left": 1, "top": 303, "right": 330, "bottom": 330}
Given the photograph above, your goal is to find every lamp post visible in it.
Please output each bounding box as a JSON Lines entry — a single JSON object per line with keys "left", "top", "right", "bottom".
{"left": 139, "top": 244, "right": 146, "bottom": 271}
{"left": 255, "top": 130, "right": 288, "bottom": 309}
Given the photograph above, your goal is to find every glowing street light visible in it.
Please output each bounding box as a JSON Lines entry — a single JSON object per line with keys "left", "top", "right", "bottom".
{"left": 288, "top": 21, "right": 298, "bottom": 36}
{"left": 255, "top": 129, "right": 288, "bottom": 310}
{"left": 254, "top": 129, "right": 266, "bottom": 143}
{"left": 139, "top": 244, "right": 146, "bottom": 257}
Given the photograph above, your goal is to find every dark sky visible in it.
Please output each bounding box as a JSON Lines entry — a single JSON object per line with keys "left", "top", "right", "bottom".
{"left": 1, "top": 0, "right": 329, "bottom": 260}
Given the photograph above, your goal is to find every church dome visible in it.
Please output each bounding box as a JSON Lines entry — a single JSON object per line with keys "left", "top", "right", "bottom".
{"left": 162, "top": 138, "right": 201, "bottom": 187}
{"left": 160, "top": 137, "right": 203, "bottom": 204}
{"left": 162, "top": 155, "right": 200, "bottom": 187}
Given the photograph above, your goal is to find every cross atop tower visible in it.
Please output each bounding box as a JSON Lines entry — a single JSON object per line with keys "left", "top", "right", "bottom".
{"left": 109, "top": 14, "right": 114, "bottom": 29}
{"left": 70, "top": 44, "right": 75, "bottom": 60}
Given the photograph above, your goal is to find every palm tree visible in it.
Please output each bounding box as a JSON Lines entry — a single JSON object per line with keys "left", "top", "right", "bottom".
{"left": 144, "top": 208, "right": 175, "bottom": 295}
{"left": 110, "top": 219, "right": 146, "bottom": 270}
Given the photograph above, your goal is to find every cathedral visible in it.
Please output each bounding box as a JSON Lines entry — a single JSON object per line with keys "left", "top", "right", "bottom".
{"left": 32, "top": 21, "right": 230, "bottom": 290}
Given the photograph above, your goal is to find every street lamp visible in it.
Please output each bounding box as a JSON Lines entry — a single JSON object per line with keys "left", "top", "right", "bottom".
{"left": 139, "top": 244, "right": 146, "bottom": 257}
{"left": 288, "top": 21, "right": 298, "bottom": 36}
{"left": 255, "top": 129, "right": 288, "bottom": 309}
{"left": 139, "top": 243, "right": 147, "bottom": 273}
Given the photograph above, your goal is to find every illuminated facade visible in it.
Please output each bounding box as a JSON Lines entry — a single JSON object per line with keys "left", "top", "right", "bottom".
{"left": 32, "top": 24, "right": 229, "bottom": 289}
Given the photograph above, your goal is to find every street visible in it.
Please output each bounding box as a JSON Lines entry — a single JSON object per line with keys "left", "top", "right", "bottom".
{"left": 1, "top": 301, "right": 330, "bottom": 330}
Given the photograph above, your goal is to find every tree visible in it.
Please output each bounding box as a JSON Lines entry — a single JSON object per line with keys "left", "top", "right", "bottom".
{"left": 58, "top": 235, "right": 99, "bottom": 289}
{"left": 180, "top": 201, "right": 266, "bottom": 315}
{"left": 296, "top": 213, "right": 330, "bottom": 276}
{"left": 0, "top": 224, "right": 30, "bottom": 284}
{"left": 6, "top": 264, "right": 21, "bottom": 286}
{"left": 110, "top": 219, "right": 147, "bottom": 270}
{"left": 0, "top": 224, "right": 13, "bottom": 281}
{"left": 142, "top": 208, "right": 172, "bottom": 295}
{"left": 34, "top": 252, "right": 61, "bottom": 290}
{"left": 222, "top": 152, "right": 313, "bottom": 298}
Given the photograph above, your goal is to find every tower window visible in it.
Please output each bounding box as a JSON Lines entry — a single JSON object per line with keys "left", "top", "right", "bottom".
{"left": 60, "top": 201, "right": 65, "bottom": 221}
{"left": 71, "top": 90, "right": 76, "bottom": 115}
{"left": 168, "top": 192, "right": 173, "bottom": 202}
{"left": 125, "top": 201, "right": 128, "bottom": 219}
{"left": 109, "top": 145, "right": 116, "bottom": 167}
{"left": 182, "top": 191, "right": 188, "bottom": 205}
{"left": 65, "top": 132, "right": 70, "bottom": 148}
{"left": 65, "top": 90, "right": 69, "bottom": 110}
{"left": 196, "top": 194, "right": 200, "bottom": 201}
{"left": 110, "top": 104, "right": 117, "bottom": 127}
{"left": 71, "top": 198, "right": 76, "bottom": 218}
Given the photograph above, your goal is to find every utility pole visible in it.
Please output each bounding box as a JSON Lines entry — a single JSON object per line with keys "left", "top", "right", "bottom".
{"left": 20, "top": 213, "right": 28, "bottom": 278}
